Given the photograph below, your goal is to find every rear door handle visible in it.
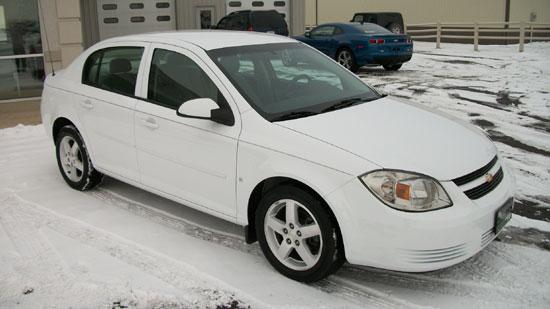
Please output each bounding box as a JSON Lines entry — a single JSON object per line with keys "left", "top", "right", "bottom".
{"left": 80, "top": 99, "right": 93, "bottom": 110}
{"left": 140, "top": 117, "right": 159, "bottom": 130}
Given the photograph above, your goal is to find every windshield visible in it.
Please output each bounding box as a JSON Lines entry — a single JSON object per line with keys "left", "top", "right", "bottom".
{"left": 208, "top": 43, "right": 380, "bottom": 121}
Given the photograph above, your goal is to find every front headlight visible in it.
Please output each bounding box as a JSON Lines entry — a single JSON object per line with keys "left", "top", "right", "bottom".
{"left": 359, "top": 170, "right": 452, "bottom": 212}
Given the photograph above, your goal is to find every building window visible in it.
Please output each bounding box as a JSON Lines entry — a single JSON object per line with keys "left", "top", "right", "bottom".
{"left": 274, "top": 1, "right": 286, "bottom": 7}
{"left": 129, "top": 3, "right": 144, "bottom": 9}
{"left": 157, "top": 15, "right": 171, "bottom": 22}
{"left": 0, "top": 0, "right": 45, "bottom": 100}
{"left": 252, "top": 1, "right": 264, "bottom": 7}
{"left": 228, "top": 1, "right": 241, "bottom": 7}
{"left": 103, "top": 17, "right": 118, "bottom": 24}
{"left": 156, "top": 2, "right": 170, "bottom": 9}
{"left": 130, "top": 16, "right": 145, "bottom": 23}
{"left": 102, "top": 4, "right": 117, "bottom": 10}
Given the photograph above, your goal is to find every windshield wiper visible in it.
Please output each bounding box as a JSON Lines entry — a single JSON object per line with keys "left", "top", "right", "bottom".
{"left": 321, "top": 97, "right": 366, "bottom": 113}
{"left": 322, "top": 96, "right": 382, "bottom": 113}
{"left": 271, "top": 110, "right": 319, "bottom": 122}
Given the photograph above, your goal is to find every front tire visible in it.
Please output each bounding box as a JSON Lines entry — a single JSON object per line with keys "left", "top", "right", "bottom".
{"left": 255, "top": 185, "right": 344, "bottom": 282}
{"left": 336, "top": 48, "right": 359, "bottom": 73}
{"left": 383, "top": 63, "right": 403, "bottom": 71}
{"left": 55, "top": 125, "right": 103, "bottom": 191}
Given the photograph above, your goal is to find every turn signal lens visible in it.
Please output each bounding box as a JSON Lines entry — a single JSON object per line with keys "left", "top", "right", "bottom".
{"left": 359, "top": 170, "right": 452, "bottom": 212}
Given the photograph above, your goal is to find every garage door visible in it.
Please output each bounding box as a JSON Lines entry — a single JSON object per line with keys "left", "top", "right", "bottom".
{"left": 97, "top": 0, "right": 176, "bottom": 40}
{"left": 226, "top": 0, "right": 290, "bottom": 25}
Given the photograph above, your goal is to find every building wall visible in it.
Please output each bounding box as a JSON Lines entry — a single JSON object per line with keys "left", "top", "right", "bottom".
{"left": 510, "top": 0, "right": 550, "bottom": 23}
{"left": 305, "top": 0, "right": 508, "bottom": 26}
{"left": 38, "top": 0, "right": 84, "bottom": 75}
{"left": 175, "top": 0, "right": 226, "bottom": 29}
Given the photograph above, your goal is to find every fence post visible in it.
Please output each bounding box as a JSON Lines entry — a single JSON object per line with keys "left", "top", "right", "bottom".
{"left": 530, "top": 23, "right": 533, "bottom": 43}
{"left": 519, "top": 21, "right": 525, "bottom": 52}
{"left": 436, "top": 21, "right": 441, "bottom": 49}
{"left": 474, "top": 22, "right": 479, "bottom": 51}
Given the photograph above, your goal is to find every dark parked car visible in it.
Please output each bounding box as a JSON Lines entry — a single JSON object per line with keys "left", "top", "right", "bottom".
{"left": 351, "top": 12, "right": 405, "bottom": 34}
{"left": 214, "top": 10, "right": 289, "bottom": 36}
{"left": 294, "top": 22, "right": 413, "bottom": 72}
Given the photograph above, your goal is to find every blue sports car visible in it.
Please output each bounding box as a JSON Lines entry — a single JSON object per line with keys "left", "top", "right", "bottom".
{"left": 294, "top": 22, "right": 413, "bottom": 73}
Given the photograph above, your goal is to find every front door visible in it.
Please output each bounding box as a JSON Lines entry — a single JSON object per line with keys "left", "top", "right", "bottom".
{"left": 134, "top": 44, "right": 240, "bottom": 218}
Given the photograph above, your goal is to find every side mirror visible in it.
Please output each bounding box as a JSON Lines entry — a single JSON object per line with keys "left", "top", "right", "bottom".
{"left": 304, "top": 31, "right": 311, "bottom": 37}
{"left": 177, "top": 98, "right": 234, "bottom": 126}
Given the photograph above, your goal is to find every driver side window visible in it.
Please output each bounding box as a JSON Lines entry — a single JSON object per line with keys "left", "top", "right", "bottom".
{"left": 311, "top": 26, "right": 335, "bottom": 37}
{"left": 147, "top": 49, "right": 222, "bottom": 109}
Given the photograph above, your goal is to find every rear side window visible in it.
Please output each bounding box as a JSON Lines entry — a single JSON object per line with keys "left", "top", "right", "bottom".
{"left": 82, "top": 47, "right": 144, "bottom": 97}
{"left": 251, "top": 11, "right": 285, "bottom": 28}
{"left": 147, "top": 49, "right": 221, "bottom": 109}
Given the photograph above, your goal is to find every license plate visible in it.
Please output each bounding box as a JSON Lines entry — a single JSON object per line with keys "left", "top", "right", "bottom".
{"left": 494, "top": 198, "right": 513, "bottom": 234}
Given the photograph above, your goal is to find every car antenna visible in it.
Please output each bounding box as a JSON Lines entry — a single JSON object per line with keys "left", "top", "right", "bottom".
{"left": 38, "top": 0, "right": 55, "bottom": 76}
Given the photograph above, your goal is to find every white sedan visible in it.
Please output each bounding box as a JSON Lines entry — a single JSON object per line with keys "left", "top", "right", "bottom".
{"left": 41, "top": 31, "right": 515, "bottom": 282}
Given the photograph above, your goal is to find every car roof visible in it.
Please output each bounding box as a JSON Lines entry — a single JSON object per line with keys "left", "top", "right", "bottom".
{"left": 101, "top": 30, "right": 296, "bottom": 51}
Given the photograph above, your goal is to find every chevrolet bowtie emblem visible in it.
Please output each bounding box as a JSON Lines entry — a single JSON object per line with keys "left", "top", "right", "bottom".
{"left": 485, "top": 173, "right": 494, "bottom": 183}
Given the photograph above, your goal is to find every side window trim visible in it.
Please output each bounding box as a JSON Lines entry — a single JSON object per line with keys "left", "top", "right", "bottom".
{"left": 81, "top": 43, "right": 147, "bottom": 98}
{"left": 138, "top": 43, "right": 239, "bottom": 118}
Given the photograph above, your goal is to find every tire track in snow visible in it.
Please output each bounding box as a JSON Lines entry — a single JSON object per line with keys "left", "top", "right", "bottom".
{"left": 1, "top": 191, "right": 262, "bottom": 309}
{"left": 91, "top": 187, "right": 423, "bottom": 309}
{"left": 90, "top": 186, "right": 545, "bottom": 307}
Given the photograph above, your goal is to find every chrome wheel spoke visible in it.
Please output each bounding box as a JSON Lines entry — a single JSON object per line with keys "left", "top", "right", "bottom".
{"left": 70, "top": 142, "right": 79, "bottom": 156}
{"left": 277, "top": 241, "right": 293, "bottom": 259}
{"left": 73, "top": 159, "right": 84, "bottom": 172}
{"left": 295, "top": 244, "right": 315, "bottom": 267}
{"left": 300, "top": 223, "right": 321, "bottom": 239}
{"left": 285, "top": 201, "right": 298, "bottom": 226}
{"left": 266, "top": 216, "right": 286, "bottom": 235}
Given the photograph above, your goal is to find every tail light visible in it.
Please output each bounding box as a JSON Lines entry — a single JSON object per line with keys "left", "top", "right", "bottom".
{"left": 247, "top": 25, "right": 253, "bottom": 31}
{"left": 368, "top": 38, "right": 385, "bottom": 44}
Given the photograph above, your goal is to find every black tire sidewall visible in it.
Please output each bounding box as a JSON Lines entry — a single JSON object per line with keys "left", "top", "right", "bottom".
{"left": 255, "top": 185, "right": 338, "bottom": 282}
{"left": 55, "top": 126, "right": 92, "bottom": 191}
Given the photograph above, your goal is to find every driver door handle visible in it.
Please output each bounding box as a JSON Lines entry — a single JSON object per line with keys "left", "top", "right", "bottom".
{"left": 140, "top": 117, "right": 159, "bottom": 130}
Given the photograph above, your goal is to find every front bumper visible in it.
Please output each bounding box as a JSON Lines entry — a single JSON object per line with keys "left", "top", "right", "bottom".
{"left": 325, "top": 163, "right": 515, "bottom": 272}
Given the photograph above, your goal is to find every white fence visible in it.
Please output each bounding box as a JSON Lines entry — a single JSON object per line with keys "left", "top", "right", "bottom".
{"left": 405, "top": 21, "right": 550, "bottom": 52}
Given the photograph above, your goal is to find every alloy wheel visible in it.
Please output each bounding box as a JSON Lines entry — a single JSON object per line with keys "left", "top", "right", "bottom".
{"left": 59, "top": 136, "right": 84, "bottom": 182}
{"left": 337, "top": 50, "right": 353, "bottom": 69}
{"left": 264, "top": 199, "right": 323, "bottom": 271}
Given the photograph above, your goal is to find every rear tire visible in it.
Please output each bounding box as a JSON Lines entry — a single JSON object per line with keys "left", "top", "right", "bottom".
{"left": 336, "top": 48, "right": 359, "bottom": 73}
{"left": 255, "top": 185, "right": 345, "bottom": 282}
{"left": 383, "top": 63, "right": 402, "bottom": 71}
{"left": 55, "top": 125, "right": 103, "bottom": 191}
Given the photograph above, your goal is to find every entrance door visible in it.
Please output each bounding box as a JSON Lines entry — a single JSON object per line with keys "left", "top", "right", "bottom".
{"left": 97, "top": 0, "right": 176, "bottom": 41}
{"left": 196, "top": 7, "right": 215, "bottom": 29}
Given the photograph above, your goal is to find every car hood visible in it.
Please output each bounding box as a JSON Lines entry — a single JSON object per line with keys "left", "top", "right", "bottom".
{"left": 277, "top": 96, "right": 497, "bottom": 180}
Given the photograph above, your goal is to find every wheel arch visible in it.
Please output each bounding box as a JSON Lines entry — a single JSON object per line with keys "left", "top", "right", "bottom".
{"left": 245, "top": 176, "right": 344, "bottom": 255}
{"left": 52, "top": 117, "right": 77, "bottom": 142}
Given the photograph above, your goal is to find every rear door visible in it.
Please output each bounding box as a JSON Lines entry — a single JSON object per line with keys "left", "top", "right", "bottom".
{"left": 78, "top": 42, "right": 148, "bottom": 181}
{"left": 134, "top": 43, "right": 241, "bottom": 218}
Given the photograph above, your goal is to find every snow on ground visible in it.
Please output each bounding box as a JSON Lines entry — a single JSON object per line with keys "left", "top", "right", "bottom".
{"left": 1, "top": 42, "right": 550, "bottom": 308}
{"left": 359, "top": 41, "right": 550, "bottom": 226}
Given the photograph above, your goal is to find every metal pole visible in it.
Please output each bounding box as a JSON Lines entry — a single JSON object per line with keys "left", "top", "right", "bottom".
{"left": 519, "top": 21, "right": 525, "bottom": 52}
{"left": 530, "top": 24, "right": 533, "bottom": 43}
{"left": 436, "top": 21, "right": 441, "bottom": 49}
{"left": 474, "top": 22, "right": 479, "bottom": 51}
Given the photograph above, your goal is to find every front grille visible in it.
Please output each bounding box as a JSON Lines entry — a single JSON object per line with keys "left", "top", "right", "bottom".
{"left": 463, "top": 167, "right": 504, "bottom": 199}
{"left": 452, "top": 156, "right": 498, "bottom": 186}
{"left": 404, "top": 243, "right": 467, "bottom": 264}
